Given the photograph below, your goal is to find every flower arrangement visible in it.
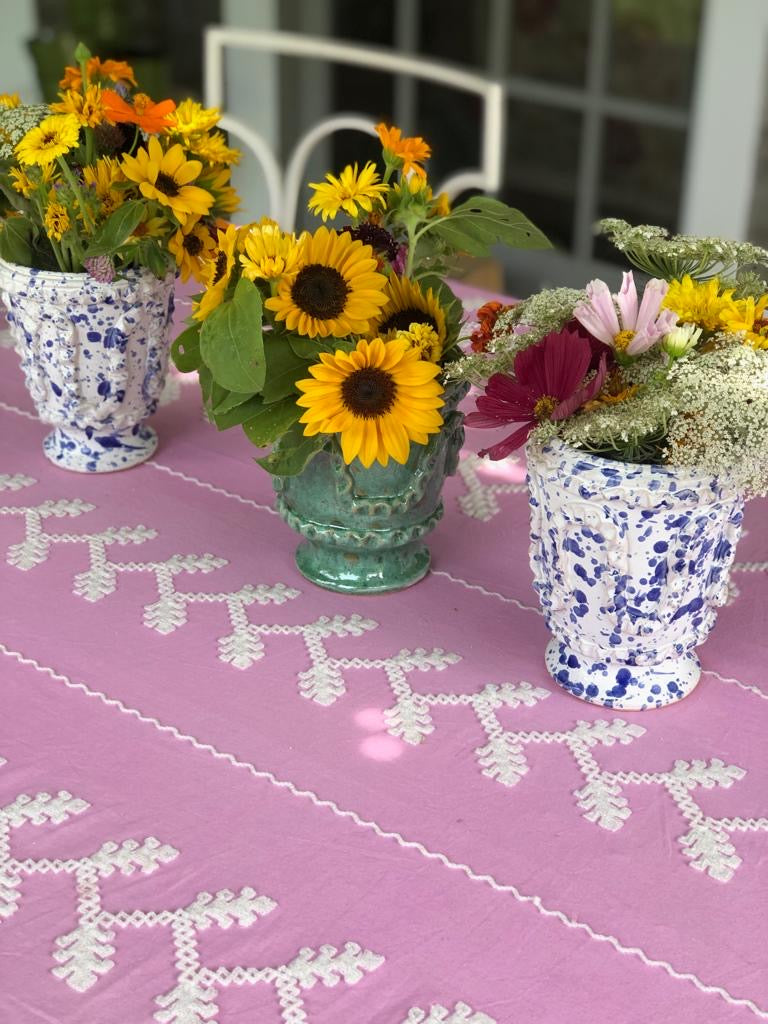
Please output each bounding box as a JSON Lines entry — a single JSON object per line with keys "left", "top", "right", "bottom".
{"left": 0, "top": 43, "right": 239, "bottom": 281}
{"left": 453, "top": 219, "right": 768, "bottom": 496}
{"left": 174, "top": 123, "right": 549, "bottom": 476}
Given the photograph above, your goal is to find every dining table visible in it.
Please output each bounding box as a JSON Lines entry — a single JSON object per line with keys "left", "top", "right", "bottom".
{"left": 0, "top": 277, "right": 767, "bottom": 1024}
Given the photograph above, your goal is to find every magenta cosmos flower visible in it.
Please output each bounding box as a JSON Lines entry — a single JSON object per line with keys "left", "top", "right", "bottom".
{"left": 573, "top": 271, "right": 678, "bottom": 356}
{"left": 465, "top": 328, "right": 609, "bottom": 459}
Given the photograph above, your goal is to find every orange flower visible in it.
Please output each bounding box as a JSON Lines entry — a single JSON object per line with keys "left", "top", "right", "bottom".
{"left": 60, "top": 57, "right": 137, "bottom": 91}
{"left": 375, "top": 122, "right": 431, "bottom": 179}
{"left": 102, "top": 89, "right": 176, "bottom": 134}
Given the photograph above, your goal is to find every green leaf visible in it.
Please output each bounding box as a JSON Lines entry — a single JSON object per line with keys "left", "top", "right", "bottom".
{"left": 242, "top": 396, "right": 302, "bottom": 446}
{"left": 288, "top": 334, "right": 355, "bottom": 360}
{"left": 0, "top": 217, "right": 34, "bottom": 266}
{"left": 262, "top": 336, "right": 309, "bottom": 403}
{"left": 197, "top": 365, "right": 214, "bottom": 407}
{"left": 84, "top": 200, "right": 145, "bottom": 258}
{"left": 211, "top": 394, "right": 265, "bottom": 430}
{"left": 212, "top": 388, "right": 256, "bottom": 414}
{"left": 200, "top": 278, "right": 266, "bottom": 392}
{"left": 430, "top": 197, "right": 551, "bottom": 257}
{"left": 256, "top": 421, "right": 326, "bottom": 475}
{"left": 171, "top": 323, "right": 202, "bottom": 373}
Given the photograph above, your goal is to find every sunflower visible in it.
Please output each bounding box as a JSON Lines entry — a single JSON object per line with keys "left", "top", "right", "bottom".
{"left": 10, "top": 163, "right": 54, "bottom": 198}
{"left": 265, "top": 226, "right": 388, "bottom": 338}
{"left": 131, "top": 213, "right": 169, "bottom": 240}
{"left": 370, "top": 274, "right": 447, "bottom": 349}
{"left": 720, "top": 294, "right": 768, "bottom": 348}
{"left": 0, "top": 93, "right": 20, "bottom": 109}
{"left": 375, "top": 123, "right": 431, "bottom": 179}
{"left": 15, "top": 113, "right": 80, "bottom": 166}
{"left": 82, "top": 155, "right": 125, "bottom": 215}
{"left": 192, "top": 223, "right": 240, "bottom": 321}
{"left": 121, "top": 136, "right": 213, "bottom": 223}
{"left": 51, "top": 85, "right": 106, "bottom": 127}
{"left": 308, "top": 162, "right": 388, "bottom": 221}
{"left": 296, "top": 336, "right": 444, "bottom": 467}
{"left": 240, "top": 221, "right": 301, "bottom": 282}
{"left": 200, "top": 167, "right": 241, "bottom": 216}
{"left": 169, "top": 220, "right": 216, "bottom": 283}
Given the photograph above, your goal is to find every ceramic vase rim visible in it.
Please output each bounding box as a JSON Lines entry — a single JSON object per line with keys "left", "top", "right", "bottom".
{"left": 0, "top": 256, "right": 175, "bottom": 296}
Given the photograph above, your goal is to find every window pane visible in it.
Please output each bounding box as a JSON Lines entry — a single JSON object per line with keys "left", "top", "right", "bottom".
{"left": 608, "top": 0, "right": 703, "bottom": 107}
{"left": 330, "top": 0, "right": 395, "bottom": 45}
{"left": 595, "top": 118, "right": 686, "bottom": 259}
{"left": 499, "top": 100, "right": 582, "bottom": 249}
{"left": 506, "top": 0, "right": 591, "bottom": 87}
{"left": 418, "top": 0, "right": 491, "bottom": 69}
{"left": 415, "top": 82, "right": 483, "bottom": 184}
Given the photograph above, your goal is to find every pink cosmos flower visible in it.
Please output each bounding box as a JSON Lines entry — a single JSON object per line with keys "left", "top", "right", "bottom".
{"left": 465, "top": 327, "right": 609, "bottom": 459}
{"left": 573, "top": 271, "right": 678, "bottom": 356}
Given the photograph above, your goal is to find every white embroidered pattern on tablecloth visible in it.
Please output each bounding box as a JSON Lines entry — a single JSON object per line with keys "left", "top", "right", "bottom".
{"left": 455, "top": 452, "right": 526, "bottom": 522}
{"left": 2, "top": 476, "right": 768, "bottom": 881}
{"left": 0, "top": 765, "right": 383, "bottom": 1023}
{"left": 402, "top": 1003, "right": 496, "bottom": 1023}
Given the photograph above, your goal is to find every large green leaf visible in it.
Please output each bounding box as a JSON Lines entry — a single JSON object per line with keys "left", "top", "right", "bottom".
{"left": 84, "top": 200, "right": 145, "bottom": 258}
{"left": 242, "top": 396, "right": 302, "bottom": 446}
{"left": 430, "top": 197, "right": 551, "bottom": 257}
{"left": 261, "top": 336, "right": 309, "bottom": 403}
{"left": 211, "top": 394, "right": 265, "bottom": 430}
{"left": 171, "top": 323, "right": 202, "bottom": 373}
{"left": 0, "top": 217, "right": 34, "bottom": 266}
{"left": 200, "top": 278, "right": 266, "bottom": 392}
{"left": 256, "top": 421, "right": 326, "bottom": 475}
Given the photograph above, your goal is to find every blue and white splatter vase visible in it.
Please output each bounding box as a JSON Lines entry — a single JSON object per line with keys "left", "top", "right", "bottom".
{"left": 0, "top": 259, "right": 175, "bottom": 472}
{"left": 526, "top": 438, "right": 744, "bottom": 710}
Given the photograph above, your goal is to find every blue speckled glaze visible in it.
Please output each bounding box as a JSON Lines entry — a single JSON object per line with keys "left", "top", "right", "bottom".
{"left": 0, "top": 259, "right": 175, "bottom": 472}
{"left": 527, "top": 438, "right": 744, "bottom": 710}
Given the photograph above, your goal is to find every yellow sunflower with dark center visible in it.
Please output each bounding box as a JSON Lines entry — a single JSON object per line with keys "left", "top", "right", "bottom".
{"left": 169, "top": 220, "right": 216, "bottom": 283}
{"left": 120, "top": 136, "right": 213, "bottom": 224}
{"left": 192, "top": 224, "right": 239, "bottom": 321}
{"left": 295, "top": 336, "right": 444, "bottom": 467}
{"left": 266, "top": 226, "right": 388, "bottom": 338}
{"left": 370, "top": 274, "right": 447, "bottom": 349}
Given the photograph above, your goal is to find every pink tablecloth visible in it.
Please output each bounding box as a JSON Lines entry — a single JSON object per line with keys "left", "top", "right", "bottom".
{"left": 1, "top": 281, "right": 767, "bottom": 1024}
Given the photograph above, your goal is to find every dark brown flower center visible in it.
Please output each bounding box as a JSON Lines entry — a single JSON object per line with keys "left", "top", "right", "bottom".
{"left": 291, "top": 264, "right": 349, "bottom": 320}
{"left": 212, "top": 251, "right": 228, "bottom": 284}
{"left": 341, "top": 367, "right": 396, "bottom": 419}
{"left": 184, "top": 234, "right": 203, "bottom": 256}
{"left": 380, "top": 307, "right": 437, "bottom": 334}
{"left": 155, "top": 171, "right": 180, "bottom": 197}
{"left": 42, "top": 132, "right": 56, "bottom": 145}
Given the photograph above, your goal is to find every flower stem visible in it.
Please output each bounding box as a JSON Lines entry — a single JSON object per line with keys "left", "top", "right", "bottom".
{"left": 57, "top": 156, "right": 95, "bottom": 233}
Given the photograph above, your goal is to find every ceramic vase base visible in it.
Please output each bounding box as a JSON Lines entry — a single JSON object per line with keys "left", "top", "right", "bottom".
{"left": 294, "top": 540, "right": 431, "bottom": 594}
{"left": 43, "top": 424, "right": 158, "bottom": 473}
{"left": 545, "top": 638, "right": 701, "bottom": 711}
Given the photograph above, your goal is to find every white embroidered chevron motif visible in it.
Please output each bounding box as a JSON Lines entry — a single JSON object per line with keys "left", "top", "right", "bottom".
{"left": 456, "top": 452, "right": 526, "bottom": 522}
{"left": 0, "top": 762, "right": 383, "bottom": 1023}
{"left": 402, "top": 1002, "right": 496, "bottom": 1023}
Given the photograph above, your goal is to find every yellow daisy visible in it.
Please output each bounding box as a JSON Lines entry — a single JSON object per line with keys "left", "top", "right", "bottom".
{"left": 0, "top": 93, "right": 20, "bottom": 108}
{"left": 265, "top": 226, "right": 388, "bottom": 338}
{"left": 295, "top": 336, "right": 444, "bottom": 467}
{"left": 308, "top": 162, "right": 388, "bottom": 221}
{"left": 240, "top": 222, "right": 301, "bottom": 282}
{"left": 192, "top": 223, "right": 240, "bottom": 321}
{"left": 662, "top": 274, "right": 734, "bottom": 331}
{"left": 51, "top": 85, "right": 106, "bottom": 127}
{"left": 44, "top": 199, "right": 70, "bottom": 241}
{"left": 396, "top": 321, "right": 442, "bottom": 362}
{"left": 120, "top": 136, "right": 213, "bottom": 223}
{"left": 369, "top": 274, "right": 447, "bottom": 348}
{"left": 188, "top": 130, "right": 240, "bottom": 167}
{"left": 15, "top": 113, "right": 81, "bottom": 167}
{"left": 170, "top": 99, "right": 221, "bottom": 142}
{"left": 168, "top": 220, "right": 216, "bottom": 283}
{"left": 720, "top": 294, "right": 768, "bottom": 348}
{"left": 82, "top": 156, "right": 125, "bottom": 216}
{"left": 10, "top": 163, "right": 55, "bottom": 198}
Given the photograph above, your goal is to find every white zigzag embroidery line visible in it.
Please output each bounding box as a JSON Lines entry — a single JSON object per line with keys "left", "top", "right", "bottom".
{"left": 0, "top": 398, "right": 37, "bottom": 421}
{"left": 146, "top": 461, "right": 279, "bottom": 516}
{"left": 402, "top": 1002, "right": 495, "bottom": 1023}
{"left": 3, "top": 643, "right": 768, "bottom": 1022}
{"left": 703, "top": 669, "right": 768, "bottom": 703}
{"left": 0, "top": 770, "right": 383, "bottom": 1023}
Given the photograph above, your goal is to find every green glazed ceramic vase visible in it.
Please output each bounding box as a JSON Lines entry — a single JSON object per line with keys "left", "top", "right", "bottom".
{"left": 273, "top": 383, "right": 469, "bottom": 594}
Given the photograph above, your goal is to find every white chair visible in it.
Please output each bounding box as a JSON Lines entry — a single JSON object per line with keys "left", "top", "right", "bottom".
{"left": 203, "top": 27, "right": 505, "bottom": 231}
